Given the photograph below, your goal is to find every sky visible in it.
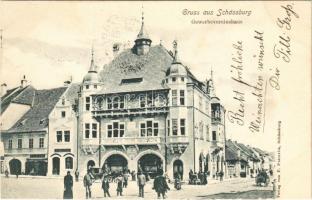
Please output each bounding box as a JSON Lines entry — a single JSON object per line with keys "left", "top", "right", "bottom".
{"left": 0, "top": 1, "right": 310, "bottom": 152}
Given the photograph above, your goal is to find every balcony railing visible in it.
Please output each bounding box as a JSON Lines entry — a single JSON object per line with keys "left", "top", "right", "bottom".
{"left": 167, "top": 136, "right": 189, "bottom": 144}
{"left": 92, "top": 106, "right": 169, "bottom": 117}
{"left": 101, "top": 136, "right": 162, "bottom": 146}
{"left": 4, "top": 148, "right": 47, "bottom": 155}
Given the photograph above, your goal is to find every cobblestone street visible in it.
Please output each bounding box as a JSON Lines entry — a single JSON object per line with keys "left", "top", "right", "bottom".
{"left": 1, "top": 176, "right": 273, "bottom": 199}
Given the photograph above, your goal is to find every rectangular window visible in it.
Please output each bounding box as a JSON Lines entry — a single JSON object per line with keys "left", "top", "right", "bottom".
{"left": 92, "top": 123, "right": 97, "bottom": 138}
{"left": 64, "top": 131, "right": 70, "bottom": 142}
{"left": 57, "top": 131, "right": 62, "bottom": 142}
{"left": 29, "top": 138, "right": 33, "bottom": 149}
{"left": 140, "top": 95, "right": 146, "bottom": 108}
{"left": 107, "top": 98, "right": 112, "bottom": 109}
{"left": 107, "top": 125, "right": 112, "bottom": 137}
{"left": 8, "top": 139, "right": 12, "bottom": 149}
{"left": 94, "top": 85, "right": 97, "bottom": 89}
{"left": 172, "top": 119, "right": 178, "bottom": 136}
{"left": 212, "top": 131, "right": 217, "bottom": 141}
{"left": 61, "top": 111, "right": 66, "bottom": 118}
{"left": 140, "top": 121, "right": 159, "bottom": 137}
{"left": 154, "top": 123, "right": 159, "bottom": 136}
{"left": 206, "top": 125, "right": 210, "bottom": 141}
{"left": 180, "top": 119, "right": 185, "bottom": 135}
{"left": 18, "top": 139, "right": 22, "bottom": 149}
{"left": 85, "top": 85, "right": 89, "bottom": 89}
{"left": 39, "top": 138, "right": 44, "bottom": 148}
{"left": 172, "top": 90, "right": 178, "bottom": 106}
{"left": 181, "top": 77, "right": 185, "bottom": 82}
{"left": 108, "top": 122, "right": 125, "bottom": 138}
{"left": 86, "top": 97, "right": 90, "bottom": 111}
{"left": 180, "top": 90, "right": 185, "bottom": 106}
{"left": 140, "top": 123, "right": 146, "bottom": 137}
{"left": 85, "top": 123, "right": 90, "bottom": 139}
{"left": 167, "top": 120, "right": 170, "bottom": 136}
{"left": 172, "top": 77, "right": 176, "bottom": 82}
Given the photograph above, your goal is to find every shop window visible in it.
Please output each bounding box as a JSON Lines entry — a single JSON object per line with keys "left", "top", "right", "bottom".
{"left": 57, "top": 131, "right": 62, "bottom": 142}
{"left": 180, "top": 119, "right": 185, "bottom": 135}
{"left": 65, "top": 157, "right": 73, "bottom": 169}
{"left": 64, "top": 131, "right": 70, "bottom": 142}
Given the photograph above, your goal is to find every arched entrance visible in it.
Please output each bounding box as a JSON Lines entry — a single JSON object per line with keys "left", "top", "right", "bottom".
{"left": 103, "top": 154, "right": 128, "bottom": 174}
{"left": 138, "top": 154, "right": 163, "bottom": 179}
{"left": 9, "top": 159, "right": 21, "bottom": 175}
{"left": 204, "top": 153, "right": 210, "bottom": 173}
{"left": 52, "top": 157, "right": 60, "bottom": 175}
{"left": 173, "top": 160, "right": 183, "bottom": 180}
{"left": 87, "top": 160, "right": 95, "bottom": 171}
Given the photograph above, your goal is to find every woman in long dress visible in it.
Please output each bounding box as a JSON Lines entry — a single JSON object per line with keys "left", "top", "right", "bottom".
{"left": 64, "top": 171, "right": 73, "bottom": 199}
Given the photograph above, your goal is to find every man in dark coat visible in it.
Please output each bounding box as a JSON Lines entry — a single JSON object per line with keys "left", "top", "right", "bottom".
{"left": 83, "top": 170, "right": 93, "bottom": 199}
{"left": 102, "top": 176, "right": 110, "bottom": 197}
{"left": 63, "top": 171, "right": 73, "bottom": 199}
{"left": 153, "top": 170, "right": 170, "bottom": 199}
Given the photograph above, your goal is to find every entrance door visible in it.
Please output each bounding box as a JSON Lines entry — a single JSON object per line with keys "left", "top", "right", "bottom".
{"left": 138, "top": 154, "right": 163, "bottom": 179}
{"left": 52, "top": 157, "right": 60, "bottom": 175}
{"left": 173, "top": 160, "right": 183, "bottom": 180}
{"left": 103, "top": 155, "right": 128, "bottom": 174}
{"left": 9, "top": 159, "right": 21, "bottom": 175}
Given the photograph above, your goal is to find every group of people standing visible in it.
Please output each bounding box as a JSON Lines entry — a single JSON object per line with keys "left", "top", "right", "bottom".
{"left": 63, "top": 169, "right": 170, "bottom": 199}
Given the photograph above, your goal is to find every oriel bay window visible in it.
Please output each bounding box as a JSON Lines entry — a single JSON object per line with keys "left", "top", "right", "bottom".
{"left": 140, "top": 120, "right": 159, "bottom": 137}
{"left": 107, "top": 122, "right": 125, "bottom": 137}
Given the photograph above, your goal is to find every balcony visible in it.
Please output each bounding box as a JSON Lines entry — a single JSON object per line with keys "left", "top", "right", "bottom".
{"left": 167, "top": 136, "right": 189, "bottom": 144}
{"left": 102, "top": 136, "right": 161, "bottom": 146}
{"left": 4, "top": 148, "right": 47, "bottom": 155}
{"left": 92, "top": 106, "right": 169, "bottom": 118}
{"left": 166, "top": 136, "right": 189, "bottom": 154}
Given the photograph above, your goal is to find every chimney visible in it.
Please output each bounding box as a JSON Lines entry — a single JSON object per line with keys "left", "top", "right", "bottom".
{"left": 64, "top": 80, "right": 71, "bottom": 87}
{"left": 1, "top": 83, "right": 7, "bottom": 96}
{"left": 21, "top": 75, "right": 28, "bottom": 88}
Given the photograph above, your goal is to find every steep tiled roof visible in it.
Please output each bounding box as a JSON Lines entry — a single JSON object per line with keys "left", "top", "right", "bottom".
{"left": 1, "top": 85, "right": 36, "bottom": 114}
{"left": 98, "top": 45, "right": 172, "bottom": 94}
{"left": 65, "top": 83, "right": 80, "bottom": 105}
{"left": 225, "top": 146, "right": 239, "bottom": 161}
{"left": 226, "top": 140, "right": 248, "bottom": 162}
{"left": 7, "top": 87, "right": 67, "bottom": 133}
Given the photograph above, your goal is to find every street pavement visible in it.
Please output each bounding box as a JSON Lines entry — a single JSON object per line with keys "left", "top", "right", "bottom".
{"left": 1, "top": 175, "right": 273, "bottom": 199}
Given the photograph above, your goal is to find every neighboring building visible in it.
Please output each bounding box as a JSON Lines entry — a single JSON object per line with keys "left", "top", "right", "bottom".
{"left": 47, "top": 83, "right": 80, "bottom": 176}
{"left": 77, "top": 17, "right": 226, "bottom": 181}
{"left": 1, "top": 81, "right": 68, "bottom": 176}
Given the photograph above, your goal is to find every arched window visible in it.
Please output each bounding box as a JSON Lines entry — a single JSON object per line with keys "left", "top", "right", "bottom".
{"left": 65, "top": 157, "right": 73, "bottom": 169}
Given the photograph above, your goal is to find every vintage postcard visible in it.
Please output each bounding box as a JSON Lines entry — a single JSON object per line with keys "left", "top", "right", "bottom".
{"left": 0, "top": 1, "right": 311, "bottom": 199}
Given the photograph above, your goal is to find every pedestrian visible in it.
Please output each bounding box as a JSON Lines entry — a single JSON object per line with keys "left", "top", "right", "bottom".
{"left": 153, "top": 170, "right": 170, "bottom": 199}
{"left": 5, "top": 169, "right": 9, "bottom": 178}
{"left": 203, "top": 172, "right": 208, "bottom": 185}
{"left": 63, "top": 171, "right": 73, "bottom": 199}
{"left": 116, "top": 175, "right": 123, "bottom": 196}
{"left": 131, "top": 170, "right": 136, "bottom": 181}
{"left": 74, "top": 169, "right": 79, "bottom": 182}
{"left": 83, "top": 170, "right": 93, "bottom": 199}
{"left": 219, "top": 171, "right": 224, "bottom": 181}
{"left": 102, "top": 176, "right": 111, "bottom": 197}
{"left": 123, "top": 172, "right": 129, "bottom": 188}
{"left": 137, "top": 171, "right": 146, "bottom": 198}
